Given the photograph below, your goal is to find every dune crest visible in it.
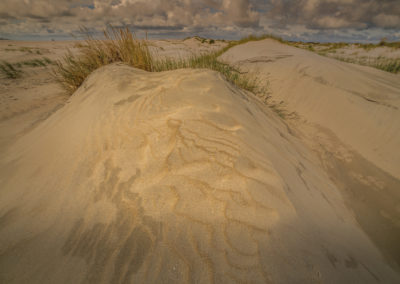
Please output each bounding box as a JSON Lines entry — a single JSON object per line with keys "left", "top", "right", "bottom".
{"left": 0, "top": 64, "right": 398, "bottom": 283}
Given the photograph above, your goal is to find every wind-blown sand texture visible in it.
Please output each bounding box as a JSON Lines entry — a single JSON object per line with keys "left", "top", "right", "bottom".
{"left": 0, "top": 39, "right": 399, "bottom": 283}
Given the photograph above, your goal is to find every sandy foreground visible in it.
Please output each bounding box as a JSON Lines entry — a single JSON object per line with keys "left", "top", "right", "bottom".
{"left": 0, "top": 39, "right": 399, "bottom": 283}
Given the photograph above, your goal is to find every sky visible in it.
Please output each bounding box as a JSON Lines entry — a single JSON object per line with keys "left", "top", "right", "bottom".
{"left": 1, "top": 0, "right": 400, "bottom": 42}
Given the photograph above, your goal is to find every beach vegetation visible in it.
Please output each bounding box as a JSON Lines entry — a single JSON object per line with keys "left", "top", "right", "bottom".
{"left": 324, "top": 55, "right": 400, "bottom": 73}
{"left": 53, "top": 27, "right": 153, "bottom": 94}
{"left": 22, "top": 59, "right": 47, "bottom": 67}
{"left": 0, "top": 61, "right": 22, "bottom": 79}
{"left": 54, "top": 27, "right": 269, "bottom": 97}
{"left": 283, "top": 40, "right": 400, "bottom": 73}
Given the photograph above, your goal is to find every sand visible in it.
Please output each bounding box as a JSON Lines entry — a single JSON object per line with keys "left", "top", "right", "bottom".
{"left": 150, "top": 38, "right": 227, "bottom": 59}
{"left": 221, "top": 39, "right": 400, "bottom": 180}
{"left": 0, "top": 39, "right": 399, "bottom": 283}
{"left": 221, "top": 39, "right": 400, "bottom": 273}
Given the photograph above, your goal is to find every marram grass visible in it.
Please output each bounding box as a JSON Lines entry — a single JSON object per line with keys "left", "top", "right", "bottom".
{"left": 54, "top": 27, "right": 268, "bottom": 98}
{"left": 0, "top": 61, "right": 22, "bottom": 79}
{"left": 54, "top": 27, "right": 153, "bottom": 94}
{"left": 153, "top": 52, "right": 264, "bottom": 95}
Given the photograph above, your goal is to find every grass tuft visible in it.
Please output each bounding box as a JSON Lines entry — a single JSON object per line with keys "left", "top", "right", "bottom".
{"left": 152, "top": 52, "right": 263, "bottom": 95}
{"left": 376, "top": 58, "right": 400, "bottom": 73}
{"left": 0, "top": 61, "right": 22, "bottom": 79}
{"left": 54, "top": 27, "right": 271, "bottom": 97}
{"left": 22, "top": 58, "right": 47, "bottom": 67}
{"left": 54, "top": 27, "right": 279, "bottom": 116}
{"left": 53, "top": 26, "right": 153, "bottom": 94}
{"left": 332, "top": 56, "right": 400, "bottom": 73}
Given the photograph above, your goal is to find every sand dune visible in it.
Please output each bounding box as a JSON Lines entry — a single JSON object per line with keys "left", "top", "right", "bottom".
{"left": 0, "top": 63, "right": 399, "bottom": 283}
{"left": 150, "top": 37, "right": 227, "bottom": 59}
{"left": 0, "top": 38, "right": 223, "bottom": 151}
{"left": 221, "top": 39, "right": 400, "bottom": 274}
{"left": 221, "top": 39, "right": 400, "bottom": 180}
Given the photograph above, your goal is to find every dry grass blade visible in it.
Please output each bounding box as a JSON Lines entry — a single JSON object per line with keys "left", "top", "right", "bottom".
{"left": 54, "top": 27, "right": 268, "bottom": 97}
{"left": 53, "top": 26, "right": 153, "bottom": 95}
{"left": 153, "top": 52, "right": 263, "bottom": 95}
{"left": 54, "top": 27, "right": 277, "bottom": 115}
{"left": 54, "top": 27, "right": 279, "bottom": 116}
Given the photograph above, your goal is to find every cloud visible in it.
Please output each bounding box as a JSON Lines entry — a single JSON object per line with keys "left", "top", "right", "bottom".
{"left": 0, "top": 0, "right": 399, "bottom": 41}
{"left": 0, "top": 0, "right": 260, "bottom": 38}
{"left": 268, "top": 0, "right": 400, "bottom": 29}
{"left": 373, "top": 14, "right": 400, "bottom": 29}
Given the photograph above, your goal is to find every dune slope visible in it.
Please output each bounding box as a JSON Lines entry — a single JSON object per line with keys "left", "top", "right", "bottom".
{"left": 221, "top": 40, "right": 400, "bottom": 271}
{"left": 0, "top": 64, "right": 399, "bottom": 283}
{"left": 220, "top": 39, "right": 400, "bottom": 180}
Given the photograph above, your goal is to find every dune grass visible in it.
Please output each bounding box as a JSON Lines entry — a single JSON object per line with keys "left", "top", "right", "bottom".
{"left": 152, "top": 40, "right": 268, "bottom": 95}
{"left": 288, "top": 40, "right": 400, "bottom": 52}
{"left": 154, "top": 53, "right": 263, "bottom": 94}
{"left": 0, "top": 57, "right": 55, "bottom": 79}
{"left": 283, "top": 39, "right": 400, "bottom": 73}
{"left": 376, "top": 58, "right": 400, "bottom": 73}
{"left": 53, "top": 27, "right": 153, "bottom": 94}
{"left": 4, "top": 47, "right": 48, "bottom": 54}
{"left": 0, "top": 61, "right": 22, "bottom": 79}
{"left": 21, "top": 58, "right": 53, "bottom": 67}
{"left": 331, "top": 56, "right": 400, "bottom": 73}
{"left": 54, "top": 27, "right": 269, "bottom": 98}
{"left": 360, "top": 39, "right": 400, "bottom": 50}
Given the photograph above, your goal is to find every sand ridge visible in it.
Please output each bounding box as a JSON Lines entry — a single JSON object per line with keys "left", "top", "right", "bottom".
{"left": 0, "top": 63, "right": 399, "bottom": 283}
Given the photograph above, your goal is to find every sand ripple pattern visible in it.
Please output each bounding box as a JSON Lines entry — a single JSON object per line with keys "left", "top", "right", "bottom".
{"left": 0, "top": 64, "right": 398, "bottom": 283}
